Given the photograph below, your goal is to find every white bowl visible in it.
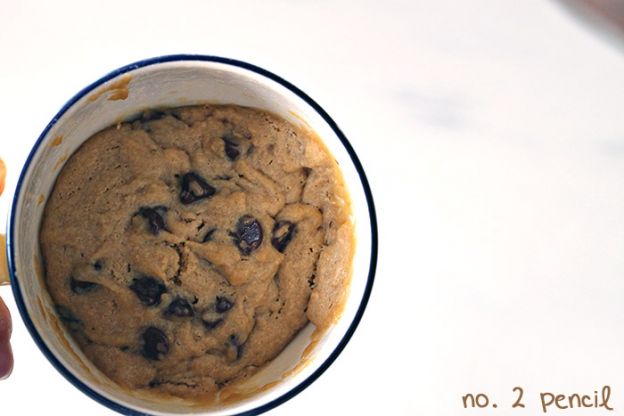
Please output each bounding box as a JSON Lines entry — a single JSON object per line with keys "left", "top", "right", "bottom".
{"left": 7, "top": 55, "right": 377, "bottom": 415}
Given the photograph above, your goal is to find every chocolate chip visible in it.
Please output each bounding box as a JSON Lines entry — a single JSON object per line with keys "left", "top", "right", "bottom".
{"left": 180, "top": 172, "right": 216, "bottom": 204}
{"left": 141, "top": 327, "right": 169, "bottom": 360}
{"left": 202, "top": 228, "right": 216, "bottom": 243}
{"left": 222, "top": 138, "right": 240, "bottom": 161}
{"left": 215, "top": 296, "right": 234, "bottom": 313}
{"left": 228, "top": 334, "right": 243, "bottom": 361}
{"left": 140, "top": 110, "right": 168, "bottom": 122}
{"left": 129, "top": 276, "right": 166, "bottom": 306}
{"left": 271, "top": 221, "right": 297, "bottom": 253}
{"left": 232, "top": 215, "right": 263, "bottom": 255}
{"left": 203, "top": 319, "right": 223, "bottom": 330}
{"left": 200, "top": 296, "right": 233, "bottom": 329}
{"left": 139, "top": 207, "right": 167, "bottom": 235}
{"left": 56, "top": 305, "right": 80, "bottom": 324}
{"left": 70, "top": 277, "right": 100, "bottom": 294}
{"left": 202, "top": 318, "right": 224, "bottom": 330}
{"left": 94, "top": 260, "right": 103, "bottom": 271}
{"left": 166, "top": 297, "right": 194, "bottom": 317}
{"left": 201, "top": 310, "right": 224, "bottom": 330}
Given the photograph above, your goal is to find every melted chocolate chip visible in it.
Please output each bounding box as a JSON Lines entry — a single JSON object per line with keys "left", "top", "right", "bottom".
{"left": 180, "top": 172, "right": 216, "bottom": 204}
{"left": 70, "top": 277, "right": 100, "bottom": 295}
{"left": 56, "top": 305, "right": 80, "bottom": 324}
{"left": 202, "top": 318, "right": 224, "bottom": 330}
{"left": 140, "top": 110, "right": 168, "bottom": 122}
{"left": 215, "top": 296, "right": 234, "bottom": 313}
{"left": 232, "top": 215, "right": 263, "bottom": 255}
{"left": 166, "top": 298, "right": 194, "bottom": 317}
{"left": 141, "top": 327, "right": 169, "bottom": 360}
{"left": 228, "top": 334, "right": 243, "bottom": 361}
{"left": 129, "top": 276, "right": 166, "bottom": 306}
{"left": 94, "top": 260, "right": 103, "bottom": 271}
{"left": 271, "top": 221, "right": 297, "bottom": 253}
{"left": 222, "top": 138, "right": 240, "bottom": 161}
{"left": 139, "top": 207, "right": 166, "bottom": 235}
{"left": 201, "top": 309, "right": 224, "bottom": 330}
{"left": 202, "top": 228, "right": 216, "bottom": 243}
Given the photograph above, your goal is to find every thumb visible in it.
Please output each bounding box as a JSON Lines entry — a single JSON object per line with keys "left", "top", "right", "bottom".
{"left": 0, "top": 296, "right": 13, "bottom": 379}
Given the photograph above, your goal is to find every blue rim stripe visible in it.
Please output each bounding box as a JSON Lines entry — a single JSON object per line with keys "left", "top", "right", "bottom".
{"left": 7, "top": 54, "right": 378, "bottom": 416}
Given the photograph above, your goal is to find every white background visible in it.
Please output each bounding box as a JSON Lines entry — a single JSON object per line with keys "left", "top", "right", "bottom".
{"left": 1, "top": 0, "right": 624, "bottom": 415}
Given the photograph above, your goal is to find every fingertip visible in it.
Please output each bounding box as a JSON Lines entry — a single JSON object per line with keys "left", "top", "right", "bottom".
{"left": 0, "top": 340, "right": 13, "bottom": 380}
{"left": 0, "top": 157, "right": 5, "bottom": 196}
{"left": 0, "top": 296, "right": 12, "bottom": 380}
{"left": 0, "top": 296, "right": 11, "bottom": 341}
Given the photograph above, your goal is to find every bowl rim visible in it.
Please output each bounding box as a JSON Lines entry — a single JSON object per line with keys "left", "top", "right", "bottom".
{"left": 7, "top": 54, "right": 378, "bottom": 416}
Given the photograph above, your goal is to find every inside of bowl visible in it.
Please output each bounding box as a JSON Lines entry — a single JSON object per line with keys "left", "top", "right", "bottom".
{"left": 11, "top": 59, "right": 372, "bottom": 415}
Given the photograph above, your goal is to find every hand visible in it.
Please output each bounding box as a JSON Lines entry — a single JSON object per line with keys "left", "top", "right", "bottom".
{"left": 0, "top": 158, "right": 12, "bottom": 380}
{"left": 0, "top": 297, "right": 12, "bottom": 379}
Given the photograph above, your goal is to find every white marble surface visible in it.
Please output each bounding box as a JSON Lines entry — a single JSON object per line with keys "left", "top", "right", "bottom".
{"left": 1, "top": 0, "right": 624, "bottom": 414}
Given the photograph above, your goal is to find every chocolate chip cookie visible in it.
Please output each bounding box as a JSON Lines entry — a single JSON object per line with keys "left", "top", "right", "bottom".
{"left": 40, "top": 105, "right": 353, "bottom": 399}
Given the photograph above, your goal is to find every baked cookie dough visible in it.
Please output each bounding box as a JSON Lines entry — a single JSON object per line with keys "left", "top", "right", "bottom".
{"left": 40, "top": 105, "right": 353, "bottom": 398}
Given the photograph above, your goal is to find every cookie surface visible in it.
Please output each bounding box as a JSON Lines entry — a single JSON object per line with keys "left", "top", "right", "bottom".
{"left": 40, "top": 105, "right": 353, "bottom": 398}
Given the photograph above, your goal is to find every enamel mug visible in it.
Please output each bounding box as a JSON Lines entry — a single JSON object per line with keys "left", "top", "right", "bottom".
{"left": 0, "top": 55, "right": 377, "bottom": 415}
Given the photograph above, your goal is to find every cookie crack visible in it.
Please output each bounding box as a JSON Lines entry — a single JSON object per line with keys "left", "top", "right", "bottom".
{"left": 307, "top": 250, "right": 321, "bottom": 290}
{"left": 169, "top": 111, "right": 193, "bottom": 128}
{"left": 149, "top": 379, "right": 198, "bottom": 389}
{"left": 189, "top": 248, "right": 233, "bottom": 288}
{"left": 169, "top": 242, "right": 187, "bottom": 286}
{"left": 299, "top": 167, "right": 312, "bottom": 203}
